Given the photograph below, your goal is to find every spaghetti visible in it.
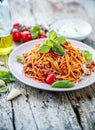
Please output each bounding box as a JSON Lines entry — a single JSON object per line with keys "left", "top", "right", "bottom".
{"left": 23, "top": 41, "right": 91, "bottom": 83}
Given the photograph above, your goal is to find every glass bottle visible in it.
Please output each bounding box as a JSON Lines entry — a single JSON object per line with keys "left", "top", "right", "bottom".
{"left": 0, "top": 0, "right": 12, "bottom": 55}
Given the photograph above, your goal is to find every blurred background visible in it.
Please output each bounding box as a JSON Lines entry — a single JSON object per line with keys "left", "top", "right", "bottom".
{"left": 8, "top": 0, "right": 95, "bottom": 41}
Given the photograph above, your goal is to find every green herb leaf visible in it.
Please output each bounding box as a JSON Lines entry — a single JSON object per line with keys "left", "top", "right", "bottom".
{"left": 52, "top": 44, "right": 65, "bottom": 56}
{"left": 49, "top": 30, "right": 57, "bottom": 41}
{"left": 38, "top": 44, "right": 50, "bottom": 53}
{"left": 0, "top": 73, "right": 15, "bottom": 82}
{"left": 56, "top": 36, "right": 66, "bottom": 44}
{"left": 0, "top": 86, "right": 9, "bottom": 93}
{"left": 0, "top": 71, "right": 9, "bottom": 77}
{"left": 51, "top": 80, "right": 74, "bottom": 88}
{"left": 40, "top": 30, "right": 45, "bottom": 35}
{"left": 32, "top": 32, "right": 39, "bottom": 39}
{"left": 16, "top": 56, "right": 24, "bottom": 63}
{"left": 0, "top": 66, "right": 9, "bottom": 76}
{"left": 81, "top": 50, "right": 92, "bottom": 61}
{"left": 30, "top": 25, "right": 41, "bottom": 39}
{"left": 45, "top": 39, "right": 54, "bottom": 47}
{"left": 30, "top": 25, "right": 40, "bottom": 33}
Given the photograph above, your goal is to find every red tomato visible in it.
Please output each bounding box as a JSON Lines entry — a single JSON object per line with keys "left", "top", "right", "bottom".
{"left": 13, "top": 22, "right": 21, "bottom": 28}
{"left": 12, "top": 28, "right": 21, "bottom": 42}
{"left": 46, "top": 74, "right": 56, "bottom": 84}
{"left": 37, "top": 34, "right": 47, "bottom": 39}
{"left": 21, "top": 31, "right": 32, "bottom": 43}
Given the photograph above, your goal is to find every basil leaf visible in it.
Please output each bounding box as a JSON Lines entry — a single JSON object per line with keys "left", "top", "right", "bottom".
{"left": 53, "top": 44, "right": 65, "bottom": 56}
{"left": 40, "top": 30, "right": 45, "bottom": 35}
{"left": 16, "top": 56, "right": 24, "bottom": 63}
{"left": 32, "top": 32, "right": 39, "bottom": 39}
{"left": 30, "top": 25, "right": 41, "bottom": 39}
{"left": 45, "top": 39, "right": 54, "bottom": 47}
{"left": 56, "top": 36, "right": 66, "bottom": 44}
{"left": 0, "top": 73, "right": 15, "bottom": 82}
{"left": 0, "top": 86, "right": 9, "bottom": 93}
{"left": 81, "top": 50, "right": 92, "bottom": 61}
{"left": 0, "top": 66, "right": 9, "bottom": 77}
{"left": 38, "top": 44, "right": 50, "bottom": 53}
{"left": 49, "top": 30, "right": 57, "bottom": 41}
{"left": 51, "top": 80, "right": 74, "bottom": 88}
{"left": 0, "top": 71, "right": 9, "bottom": 77}
{"left": 30, "top": 25, "right": 40, "bottom": 33}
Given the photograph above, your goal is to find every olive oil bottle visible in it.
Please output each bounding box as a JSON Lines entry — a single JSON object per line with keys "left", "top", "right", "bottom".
{"left": 0, "top": 34, "right": 12, "bottom": 55}
{"left": 0, "top": 0, "right": 12, "bottom": 55}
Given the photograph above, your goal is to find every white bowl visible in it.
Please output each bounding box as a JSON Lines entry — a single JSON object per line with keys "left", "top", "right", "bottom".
{"left": 50, "top": 19, "right": 92, "bottom": 40}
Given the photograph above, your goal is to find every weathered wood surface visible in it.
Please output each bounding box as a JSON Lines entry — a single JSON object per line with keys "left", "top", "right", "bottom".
{"left": 0, "top": 0, "right": 95, "bottom": 130}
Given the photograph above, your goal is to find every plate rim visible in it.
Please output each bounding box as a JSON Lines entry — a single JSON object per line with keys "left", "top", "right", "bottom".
{"left": 8, "top": 38, "right": 95, "bottom": 92}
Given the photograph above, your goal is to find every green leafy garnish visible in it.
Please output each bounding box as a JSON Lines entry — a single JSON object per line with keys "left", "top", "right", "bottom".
{"left": 49, "top": 30, "right": 57, "bottom": 41}
{"left": 45, "top": 39, "right": 54, "bottom": 47}
{"left": 0, "top": 86, "right": 9, "bottom": 93}
{"left": 53, "top": 44, "right": 65, "bottom": 56}
{"left": 38, "top": 44, "right": 50, "bottom": 53}
{"left": 0, "top": 66, "right": 15, "bottom": 83}
{"left": 16, "top": 55, "right": 24, "bottom": 63}
{"left": 56, "top": 36, "right": 66, "bottom": 44}
{"left": 32, "top": 32, "right": 39, "bottom": 39}
{"left": 81, "top": 50, "right": 92, "bottom": 61}
{"left": 38, "top": 30, "right": 66, "bottom": 56}
{"left": 40, "top": 30, "right": 45, "bottom": 35}
{"left": 31, "top": 25, "right": 40, "bottom": 33}
{"left": 0, "top": 73, "right": 15, "bottom": 82}
{"left": 51, "top": 80, "right": 74, "bottom": 88}
{"left": 30, "top": 25, "right": 45, "bottom": 39}
{"left": 0, "top": 66, "right": 9, "bottom": 76}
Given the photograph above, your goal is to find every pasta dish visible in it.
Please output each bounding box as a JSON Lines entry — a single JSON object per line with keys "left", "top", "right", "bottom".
{"left": 23, "top": 41, "right": 94, "bottom": 84}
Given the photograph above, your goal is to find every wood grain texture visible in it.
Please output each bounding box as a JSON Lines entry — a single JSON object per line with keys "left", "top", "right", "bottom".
{"left": 0, "top": 0, "right": 95, "bottom": 130}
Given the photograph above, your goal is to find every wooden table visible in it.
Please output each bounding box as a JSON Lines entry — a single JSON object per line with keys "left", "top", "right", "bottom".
{"left": 0, "top": 0, "right": 95, "bottom": 130}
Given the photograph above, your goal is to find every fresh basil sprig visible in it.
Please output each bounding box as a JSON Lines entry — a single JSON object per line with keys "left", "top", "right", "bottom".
{"left": 0, "top": 73, "right": 15, "bottom": 82}
{"left": 51, "top": 80, "right": 74, "bottom": 88}
{"left": 0, "top": 66, "right": 15, "bottom": 83}
{"left": 38, "top": 30, "right": 66, "bottom": 56}
{"left": 30, "top": 25, "right": 45, "bottom": 39}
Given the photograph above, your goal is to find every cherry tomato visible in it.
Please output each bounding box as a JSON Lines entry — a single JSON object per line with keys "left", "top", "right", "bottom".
{"left": 12, "top": 28, "right": 21, "bottom": 42}
{"left": 46, "top": 73, "right": 56, "bottom": 84}
{"left": 37, "top": 34, "right": 47, "bottom": 39}
{"left": 13, "top": 22, "right": 21, "bottom": 28}
{"left": 21, "top": 31, "right": 32, "bottom": 43}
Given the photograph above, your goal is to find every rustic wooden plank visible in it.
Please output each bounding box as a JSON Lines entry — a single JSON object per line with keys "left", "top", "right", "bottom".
{"left": 0, "top": 94, "right": 13, "bottom": 130}
{"left": 26, "top": 86, "right": 82, "bottom": 130}
{"left": 7, "top": 81, "right": 38, "bottom": 130}
{"left": 66, "top": 84, "right": 95, "bottom": 130}
{"left": 0, "top": 55, "right": 37, "bottom": 130}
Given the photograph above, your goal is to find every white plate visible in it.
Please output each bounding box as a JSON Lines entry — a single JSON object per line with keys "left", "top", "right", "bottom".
{"left": 50, "top": 19, "right": 92, "bottom": 40}
{"left": 8, "top": 38, "right": 95, "bottom": 91}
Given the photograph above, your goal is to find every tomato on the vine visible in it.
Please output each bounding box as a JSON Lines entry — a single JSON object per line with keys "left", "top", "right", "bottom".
{"left": 21, "top": 31, "right": 32, "bottom": 43}
{"left": 13, "top": 22, "right": 21, "bottom": 28}
{"left": 12, "top": 23, "right": 48, "bottom": 43}
{"left": 12, "top": 28, "right": 21, "bottom": 42}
